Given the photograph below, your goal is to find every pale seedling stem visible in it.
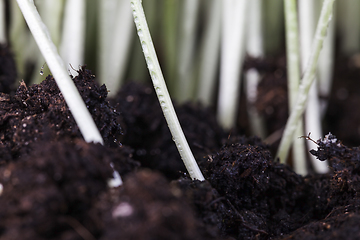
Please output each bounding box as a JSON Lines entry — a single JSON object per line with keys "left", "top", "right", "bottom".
{"left": 16, "top": 0, "right": 123, "bottom": 187}
{"left": 276, "top": 0, "right": 336, "bottom": 162}
{"left": 283, "top": 0, "right": 307, "bottom": 175}
{"left": 130, "top": 0, "right": 204, "bottom": 181}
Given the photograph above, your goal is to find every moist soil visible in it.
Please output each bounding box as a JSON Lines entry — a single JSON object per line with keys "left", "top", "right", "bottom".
{"left": 1, "top": 43, "right": 360, "bottom": 239}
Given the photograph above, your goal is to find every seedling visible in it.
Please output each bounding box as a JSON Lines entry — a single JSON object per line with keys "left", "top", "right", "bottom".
{"left": 276, "top": 0, "right": 336, "bottom": 163}
{"left": 130, "top": 0, "right": 204, "bottom": 181}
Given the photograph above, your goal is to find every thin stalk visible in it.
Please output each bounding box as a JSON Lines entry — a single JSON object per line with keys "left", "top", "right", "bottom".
{"left": 16, "top": 0, "right": 122, "bottom": 187}
{"left": 197, "top": 0, "right": 221, "bottom": 106}
{"left": 245, "top": 0, "right": 266, "bottom": 139}
{"left": 175, "top": 0, "right": 200, "bottom": 102}
{"left": 127, "top": 32, "right": 148, "bottom": 82}
{"left": 217, "top": 0, "right": 248, "bottom": 129}
{"left": 60, "top": 0, "right": 86, "bottom": 76}
{"left": 127, "top": 0, "right": 157, "bottom": 83}
{"left": 16, "top": 0, "right": 103, "bottom": 144}
{"left": 318, "top": 0, "right": 335, "bottom": 117}
{"left": 299, "top": 0, "right": 328, "bottom": 173}
{"left": 99, "top": 0, "right": 134, "bottom": 96}
{"left": 276, "top": 0, "right": 336, "bottom": 163}
{"left": 283, "top": 0, "right": 307, "bottom": 174}
{"left": 284, "top": 0, "right": 300, "bottom": 112}
{"left": 130, "top": 0, "right": 204, "bottom": 181}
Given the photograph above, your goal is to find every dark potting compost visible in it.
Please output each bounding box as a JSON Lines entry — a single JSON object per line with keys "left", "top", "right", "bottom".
{"left": 0, "top": 44, "right": 17, "bottom": 94}
{"left": 0, "top": 55, "right": 360, "bottom": 239}
{"left": 111, "top": 82, "right": 226, "bottom": 180}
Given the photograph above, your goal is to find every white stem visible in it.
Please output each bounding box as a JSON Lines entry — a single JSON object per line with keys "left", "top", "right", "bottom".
{"left": 318, "top": 0, "right": 335, "bottom": 117}
{"left": 246, "top": 0, "right": 263, "bottom": 58}
{"left": 276, "top": 0, "right": 336, "bottom": 162}
{"left": 16, "top": 0, "right": 104, "bottom": 145}
{"left": 245, "top": 0, "right": 266, "bottom": 139}
{"left": 131, "top": 0, "right": 204, "bottom": 181}
{"left": 217, "top": 0, "right": 248, "bottom": 129}
{"left": 17, "top": 0, "right": 123, "bottom": 187}
{"left": 284, "top": 0, "right": 300, "bottom": 109}
{"left": 176, "top": 0, "right": 200, "bottom": 102}
{"left": 197, "top": 0, "right": 221, "bottom": 106}
{"left": 283, "top": 0, "right": 307, "bottom": 174}
{"left": 60, "top": 0, "right": 86, "bottom": 76}
{"left": 99, "top": 0, "right": 134, "bottom": 96}
{"left": 299, "top": 0, "right": 328, "bottom": 173}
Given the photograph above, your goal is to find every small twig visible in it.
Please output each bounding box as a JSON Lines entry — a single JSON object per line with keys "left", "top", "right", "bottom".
{"left": 299, "top": 132, "right": 318, "bottom": 145}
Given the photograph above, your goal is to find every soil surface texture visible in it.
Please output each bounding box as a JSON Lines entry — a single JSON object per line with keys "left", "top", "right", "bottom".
{"left": 0, "top": 54, "right": 360, "bottom": 240}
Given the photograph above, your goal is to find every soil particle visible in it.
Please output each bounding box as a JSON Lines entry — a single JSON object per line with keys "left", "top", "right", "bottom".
{"left": 0, "top": 66, "right": 122, "bottom": 163}
{"left": 110, "top": 82, "right": 225, "bottom": 179}
{"left": 0, "top": 138, "right": 138, "bottom": 240}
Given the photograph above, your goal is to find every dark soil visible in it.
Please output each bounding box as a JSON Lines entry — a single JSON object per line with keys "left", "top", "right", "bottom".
{"left": 0, "top": 49, "right": 360, "bottom": 239}
{"left": 0, "top": 44, "right": 17, "bottom": 94}
{"left": 111, "top": 82, "right": 225, "bottom": 180}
